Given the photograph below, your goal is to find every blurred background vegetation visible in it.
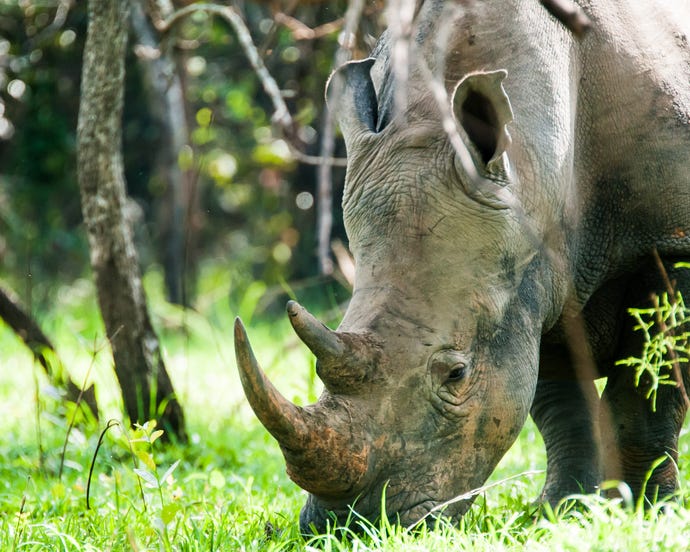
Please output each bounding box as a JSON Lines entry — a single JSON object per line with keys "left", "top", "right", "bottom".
{"left": 0, "top": 0, "right": 384, "bottom": 316}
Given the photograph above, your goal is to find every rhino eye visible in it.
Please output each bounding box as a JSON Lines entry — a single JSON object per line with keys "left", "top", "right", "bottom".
{"left": 446, "top": 364, "right": 467, "bottom": 383}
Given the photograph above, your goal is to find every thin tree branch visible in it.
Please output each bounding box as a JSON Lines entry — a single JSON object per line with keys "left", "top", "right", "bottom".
{"left": 539, "top": 0, "right": 591, "bottom": 37}
{"left": 0, "top": 284, "right": 55, "bottom": 374}
{"left": 291, "top": 148, "right": 347, "bottom": 168}
{"left": 274, "top": 12, "right": 343, "bottom": 41}
{"left": 156, "top": 2, "right": 346, "bottom": 167}
{"left": 159, "top": 3, "right": 291, "bottom": 127}
{"left": 652, "top": 249, "right": 690, "bottom": 410}
{"left": 386, "top": 0, "right": 416, "bottom": 117}
{"left": 27, "top": 0, "right": 73, "bottom": 49}
{"left": 317, "top": 0, "right": 365, "bottom": 275}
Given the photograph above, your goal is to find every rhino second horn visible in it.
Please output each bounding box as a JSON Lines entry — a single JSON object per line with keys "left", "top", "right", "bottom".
{"left": 234, "top": 317, "right": 312, "bottom": 449}
{"left": 287, "top": 300, "right": 345, "bottom": 362}
{"left": 287, "top": 301, "right": 372, "bottom": 392}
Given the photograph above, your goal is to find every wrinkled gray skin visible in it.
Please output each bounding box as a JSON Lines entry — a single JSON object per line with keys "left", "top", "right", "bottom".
{"left": 235, "top": 0, "right": 690, "bottom": 533}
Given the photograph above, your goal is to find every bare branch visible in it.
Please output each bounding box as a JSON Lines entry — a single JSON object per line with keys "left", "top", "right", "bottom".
{"left": 385, "top": 0, "right": 416, "bottom": 116}
{"left": 159, "top": 3, "right": 292, "bottom": 128}
{"left": 157, "top": 2, "right": 346, "bottom": 167}
{"left": 421, "top": 59, "right": 516, "bottom": 211}
{"left": 317, "top": 0, "right": 365, "bottom": 275}
{"left": 0, "top": 284, "right": 55, "bottom": 375}
{"left": 28, "top": 0, "right": 73, "bottom": 48}
{"left": 274, "top": 12, "right": 343, "bottom": 41}
{"left": 652, "top": 249, "right": 690, "bottom": 410}
{"left": 0, "top": 278, "right": 98, "bottom": 416}
{"left": 290, "top": 147, "right": 347, "bottom": 167}
{"left": 540, "top": 0, "right": 592, "bottom": 38}
{"left": 332, "top": 239, "right": 355, "bottom": 288}
{"left": 408, "top": 470, "right": 544, "bottom": 529}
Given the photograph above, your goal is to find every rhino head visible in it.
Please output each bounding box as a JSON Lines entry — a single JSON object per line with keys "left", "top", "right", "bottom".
{"left": 235, "top": 57, "right": 558, "bottom": 532}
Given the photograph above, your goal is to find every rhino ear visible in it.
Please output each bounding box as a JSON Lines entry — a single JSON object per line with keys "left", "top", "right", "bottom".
{"left": 326, "top": 58, "right": 378, "bottom": 146}
{"left": 451, "top": 70, "right": 514, "bottom": 173}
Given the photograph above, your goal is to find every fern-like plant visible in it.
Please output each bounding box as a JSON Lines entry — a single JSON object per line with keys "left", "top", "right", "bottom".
{"left": 616, "top": 288, "right": 690, "bottom": 411}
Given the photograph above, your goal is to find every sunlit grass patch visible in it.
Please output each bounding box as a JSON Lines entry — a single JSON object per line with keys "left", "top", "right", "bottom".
{"left": 1, "top": 270, "right": 690, "bottom": 550}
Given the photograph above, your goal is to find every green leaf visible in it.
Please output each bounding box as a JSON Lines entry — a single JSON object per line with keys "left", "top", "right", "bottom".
{"left": 149, "top": 429, "right": 164, "bottom": 444}
{"left": 133, "top": 467, "right": 159, "bottom": 489}
{"left": 161, "top": 502, "right": 182, "bottom": 525}
{"left": 225, "top": 88, "right": 252, "bottom": 119}
{"left": 160, "top": 459, "right": 181, "bottom": 486}
{"left": 196, "top": 107, "right": 213, "bottom": 127}
{"left": 135, "top": 450, "right": 156, "bottom": 471}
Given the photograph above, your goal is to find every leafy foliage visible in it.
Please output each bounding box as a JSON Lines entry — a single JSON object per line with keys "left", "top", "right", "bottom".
{"left": 0, "top": 0, "right": 374, "bottom": 307}
{"left": 616, "top": 290, "right": 690, "bottom": 411}
{"left": 0, "top": 1, "right": 89, "bottom": 293}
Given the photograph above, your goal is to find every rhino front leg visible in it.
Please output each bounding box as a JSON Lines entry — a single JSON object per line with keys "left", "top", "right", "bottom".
{"left": 600, "top": 369, "right": 686, "bottom": 502}
{"left": 600, "top": 259, "right": 690, "bottom": 502}
{"left": 530, "top": 376, "right": 601, "bottom": 505}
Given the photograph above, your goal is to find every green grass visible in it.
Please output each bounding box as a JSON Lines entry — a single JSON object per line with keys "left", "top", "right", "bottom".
{"left": 1, "top": 266, "right": 690, "bottom": 550}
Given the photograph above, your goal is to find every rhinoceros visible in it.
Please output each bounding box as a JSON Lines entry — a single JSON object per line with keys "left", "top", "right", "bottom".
{"left": 234, "top": 0, "right": 690, "bottom": 532}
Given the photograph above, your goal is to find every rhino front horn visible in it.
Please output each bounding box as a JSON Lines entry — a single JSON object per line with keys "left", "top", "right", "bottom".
{"left": 234, "top": 317, "right": 370, "bottom": 496}
{"left": 234, "top": 317, "right": 312, "bottom": 449}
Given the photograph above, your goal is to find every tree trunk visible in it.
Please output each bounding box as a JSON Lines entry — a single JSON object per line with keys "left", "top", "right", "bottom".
{"left": 77, "top": 0, "right": 186, "bottom": 440}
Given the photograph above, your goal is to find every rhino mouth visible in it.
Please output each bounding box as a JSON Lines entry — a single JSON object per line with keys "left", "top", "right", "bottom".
{"left": 298, "top": 493, "right": 471, "bottom": 534}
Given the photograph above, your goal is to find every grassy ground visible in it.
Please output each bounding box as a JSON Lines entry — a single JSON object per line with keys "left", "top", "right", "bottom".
{"left": 1, "top": 267, "right": 690, "bottom": 550}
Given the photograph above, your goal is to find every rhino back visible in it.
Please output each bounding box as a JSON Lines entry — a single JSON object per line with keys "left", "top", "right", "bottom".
{"left": 573, "top": 0, "right": 690, "bottom": 296}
